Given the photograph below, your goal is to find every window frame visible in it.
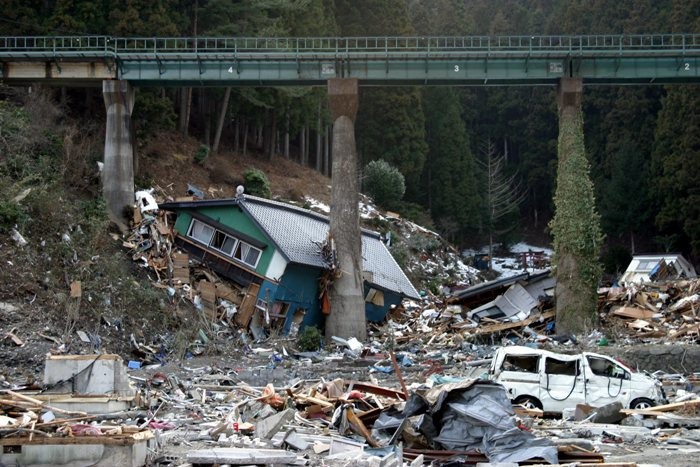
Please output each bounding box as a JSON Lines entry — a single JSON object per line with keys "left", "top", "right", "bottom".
{"left": 233, "top": 240, "right": 262, "bottom": 268}
{"left": 188, "top": 219, "right": 214, "bottom": 246}
{"left": 187, "top": 218, "right": 262, "bottom": 269}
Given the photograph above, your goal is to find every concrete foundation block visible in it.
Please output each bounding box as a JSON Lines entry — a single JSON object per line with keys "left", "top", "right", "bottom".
{"left": 43, "top": 354, "right": 135, "bottom": 396}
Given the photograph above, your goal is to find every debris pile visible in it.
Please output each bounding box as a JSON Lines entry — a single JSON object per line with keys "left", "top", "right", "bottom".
{"left": 0, "top": 355, "right": 155, "bottom": 467}
{"left": 600, "top": 278, "right": 700, "bottom": 342}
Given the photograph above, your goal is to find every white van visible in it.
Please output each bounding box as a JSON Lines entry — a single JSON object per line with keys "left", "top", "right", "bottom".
{"left": 489, "top": 346, "right": 666, "bottom": 413}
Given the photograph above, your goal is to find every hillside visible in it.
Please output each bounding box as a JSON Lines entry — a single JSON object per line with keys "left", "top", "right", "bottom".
{"left": 0, "top": 108, "right": 479, "bottom": 381}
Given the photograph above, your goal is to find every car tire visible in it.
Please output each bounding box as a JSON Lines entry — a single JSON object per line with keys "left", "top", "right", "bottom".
{"left": 630, "top": 398, "right": 655, "bottom": 410}
{"left": 514, "top": 396, "right": 543, "bottom": 410}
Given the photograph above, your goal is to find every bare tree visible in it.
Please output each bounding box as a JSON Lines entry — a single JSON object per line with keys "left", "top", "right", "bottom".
{"left": 476, "top": 139, "right": 526, "bottom": 270}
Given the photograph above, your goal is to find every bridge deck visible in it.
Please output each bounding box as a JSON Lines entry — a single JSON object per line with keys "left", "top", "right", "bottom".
{"left": 1, "top": 34, "right": 699, "bottom": 85}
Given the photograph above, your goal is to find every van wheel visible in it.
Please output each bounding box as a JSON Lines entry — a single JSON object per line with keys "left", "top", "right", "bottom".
{"left": 514, "top": 396, "right": 543, "bottom": 410}
{"left": 630, "top": 398, "right": 654, "bottom": 410}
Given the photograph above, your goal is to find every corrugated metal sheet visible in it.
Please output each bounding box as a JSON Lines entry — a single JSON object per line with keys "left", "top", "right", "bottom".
{"left": 468, "top": 283, "right": 538, "bottom": 322}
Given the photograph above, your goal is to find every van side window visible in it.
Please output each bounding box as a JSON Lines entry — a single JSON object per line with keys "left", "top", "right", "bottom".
{"left": 587, "top": 356, "right": 613, "bottom": 376}
{"left": 545, "top": 357, "right": 579, "bottom": 376}
{"left": 587, "top": 356, "right": 630, "bottom": 379}
{"left": 502, "top": 355, "right": 539, "bottom": 373}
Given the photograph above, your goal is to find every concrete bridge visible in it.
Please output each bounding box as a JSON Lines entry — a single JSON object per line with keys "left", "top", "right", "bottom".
{"left": 1, "top": 33, "right": 699, "bottom": 227}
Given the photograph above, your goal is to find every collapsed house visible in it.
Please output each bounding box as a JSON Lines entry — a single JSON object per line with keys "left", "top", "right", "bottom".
{"left": 448, "top": 271, "right": 555, "bottom": 323}
{"left": 620, "top": 253, "right": 697, "bottom": 285}
{"left": 158, "top": 193, "right": 420, "bottom": 333}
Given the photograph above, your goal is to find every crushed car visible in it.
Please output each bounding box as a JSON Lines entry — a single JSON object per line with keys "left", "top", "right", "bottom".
{"left": 489, "top": 346, "right": 666, "bottom": 413}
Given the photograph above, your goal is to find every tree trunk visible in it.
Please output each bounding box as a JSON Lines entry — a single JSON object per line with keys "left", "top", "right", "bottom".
{"left": 242, "top": 120, "right": 248, "bottom": 157}
{"left": 269, "top": 110, "right": 277, "bottom": 160}
{"left": 315, "top": 101, "right": 322, "bottom": 172}
{"left": 299, "top": 127, "right": 306, "bottom": 165}
{"left": 212, "top": 87, "right": 231, "bottom": 155}
{"left": 178, "top": 87, "right": 187, "bottom": 134}
{"left": 324, "top": 124, "right": 330, "bottom": 176}
{"left": 184, "top": 88, "right": 192, "bottom": 136}
{"left": 284, "top": 112, "right": 290, "bottom": 159}
{"left": 234, "top": 118, "right": 240, "bottom": 153}
{"left": 630, "top": 230, "right": 636, "bottom": 255}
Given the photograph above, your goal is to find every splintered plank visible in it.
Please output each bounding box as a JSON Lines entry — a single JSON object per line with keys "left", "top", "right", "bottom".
{"left": 235, "top": 283, "right": 260, "bottom": 328}
{"left": 621, "top": 399, "right": 700, "bottom": 416}
{"left": 611, "top": 306, "right": 657, "bottom": 320}
{"left": 467, "top": 310, "right": 556, "bottom": 336}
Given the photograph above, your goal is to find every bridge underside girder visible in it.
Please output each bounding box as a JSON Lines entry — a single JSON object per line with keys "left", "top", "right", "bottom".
{"left": 1, "top": 55, "right": 698, "bottom": 86}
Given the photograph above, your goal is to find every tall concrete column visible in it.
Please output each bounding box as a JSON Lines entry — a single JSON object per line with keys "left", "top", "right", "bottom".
{"left": 553, "top": 77, "right": 602, "bottom": 334}
{"left": 325, "top": 78, "right": 366, "bottom": 340}
{"left": 103, "top": 80, "right": 135, "bottom": 232}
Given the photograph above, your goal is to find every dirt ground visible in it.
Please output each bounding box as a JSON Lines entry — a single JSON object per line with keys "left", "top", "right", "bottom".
{"left": 139, "top": 132, "right": 332, "bottom": 205}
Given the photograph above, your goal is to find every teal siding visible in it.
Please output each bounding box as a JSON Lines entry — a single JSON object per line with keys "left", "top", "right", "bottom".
{"left": 363, "top": 284, "right": 403, "bottom": 322}
{"left": 272, "top": 263, "right": 322, "bottom": 333}
{"left": 171, "top": 206, "right": 276, "bottom": 276}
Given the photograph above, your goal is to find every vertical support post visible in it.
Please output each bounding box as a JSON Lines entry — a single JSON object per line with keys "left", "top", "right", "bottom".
{"left": 552, "top": 77, "right": 602, "bottom": 334}
{"left": 103, "top": 80, "right": 135, "bottom": 232}
{"left": 325, "top": 78, "right": 366, "bottom": 340}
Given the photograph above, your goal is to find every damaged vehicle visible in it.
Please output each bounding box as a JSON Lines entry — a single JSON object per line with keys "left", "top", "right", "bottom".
{"left": 489, "top": 346, "right": 666, "bottom": 413}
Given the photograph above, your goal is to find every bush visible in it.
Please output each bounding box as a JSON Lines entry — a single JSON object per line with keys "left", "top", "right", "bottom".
{"left": 194, "top": 145, "right": 210, "bottom": 164}
{"left": 243, "top": 168, "right": 271, "bottom": 198}
{"left": 133, "top": 89, "right": 176, "bottom": 139}
{"left": 0, "top": 200, "right": 26, "bottom": 232}
{"left": 363, "top": 159, "right": 405, "bottom": 210}
{"left": 297, "top": 325, "right": 322, "bottom": 351}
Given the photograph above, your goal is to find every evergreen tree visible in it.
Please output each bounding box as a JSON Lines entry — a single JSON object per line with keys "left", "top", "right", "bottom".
{"left": 596, "top": 87, "right": 660, "bottom": 254}
{"left": 336, "top": 0, "right": 429, "bottom": 200}
{"left": 651, "top": 86, "right": 700, "bottom": 256}
{"left": 422, "top": 87, "right": 480, "bottom": 243}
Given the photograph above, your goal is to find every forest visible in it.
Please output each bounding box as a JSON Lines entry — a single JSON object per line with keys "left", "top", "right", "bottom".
{"left": 1, "top": 0, "right": 700, "bottom": 273}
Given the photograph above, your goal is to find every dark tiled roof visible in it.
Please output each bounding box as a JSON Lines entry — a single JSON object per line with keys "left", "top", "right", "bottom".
{"left": 161, "top": 195, "right": 420, "bottom": 299}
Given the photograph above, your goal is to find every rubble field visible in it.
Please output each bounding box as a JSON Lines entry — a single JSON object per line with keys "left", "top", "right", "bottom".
{"left": 3, "top": 157, "right": 700, "bottom": 465}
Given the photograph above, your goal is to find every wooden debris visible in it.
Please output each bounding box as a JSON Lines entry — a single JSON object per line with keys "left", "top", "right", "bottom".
{"left": 3, "top": 328, "right": 23, "bottom": 346}
{"left": 611, "top": 306, "right": 657, "bottom": 320}
{"left": 621, "top": 399, "right": 700, "bottom": 416}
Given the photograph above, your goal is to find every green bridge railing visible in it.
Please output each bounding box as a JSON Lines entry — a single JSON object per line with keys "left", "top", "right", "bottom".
{"left": 1, "top": 34, "right": 700, "bottom": 58}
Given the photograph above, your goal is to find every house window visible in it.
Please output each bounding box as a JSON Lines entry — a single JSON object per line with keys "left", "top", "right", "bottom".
{"left": 187, "top": 218, "right": 263, "bottom": 268}
{"left": 210, "top": 230, "right": 237, "bottom": 256}
{"left": 365, "top": 288, "right": 385, "bottom": 306}
{"left": 234, "top": 241, "right": 262, "bottom": 268}
{"left": 189, "top": 219, "right": 214, "bottom": 245}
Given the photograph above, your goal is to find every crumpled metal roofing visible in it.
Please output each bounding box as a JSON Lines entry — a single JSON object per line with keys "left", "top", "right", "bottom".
{"left": 239, "top": 195, "right": 420, "bottom": 299}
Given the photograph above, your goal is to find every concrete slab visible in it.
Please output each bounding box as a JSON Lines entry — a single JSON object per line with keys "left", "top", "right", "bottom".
{"left": 255, "top": 408, "right": 295, "bottom": 439}
{"left": 32, "top": 394, "right": 134, "bottom": 414}
{"left": 186, "top": 448, "right": 297, "bottom": 465}
{"left": 0, "top": 430, "right": 153, "bottom": 467}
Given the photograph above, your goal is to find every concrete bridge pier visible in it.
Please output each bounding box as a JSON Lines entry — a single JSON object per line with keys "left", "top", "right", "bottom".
{"left": 102, "top": 80, "right": 135, "bottom": 232}
{"left": 325, "top": 78, "right": 366, "bottom": 340}
{"left": 554, "top": 77, "right": 599, "bottom": 334}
